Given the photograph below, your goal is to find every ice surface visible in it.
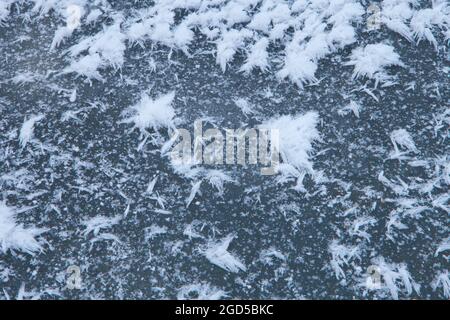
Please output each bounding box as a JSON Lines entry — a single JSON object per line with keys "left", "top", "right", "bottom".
{"left": 0, "top": 0, "right": 448, "bottom": 300}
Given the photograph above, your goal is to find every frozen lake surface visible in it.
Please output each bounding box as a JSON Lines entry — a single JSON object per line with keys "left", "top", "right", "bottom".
{"left": 0, "top": 1, "right": 449, "bottom": 299}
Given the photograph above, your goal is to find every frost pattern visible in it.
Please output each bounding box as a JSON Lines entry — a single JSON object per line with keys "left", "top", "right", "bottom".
{"left": 204, "top": 235, "right": 247, "bottom": 273}
{"left": 0, "top": 203, "right": 45, "bottom": 255}
{"left": 0, "top": 0, "right": 448, "bottom": 300}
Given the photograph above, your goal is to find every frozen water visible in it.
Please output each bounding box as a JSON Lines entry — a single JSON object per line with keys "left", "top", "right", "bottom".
{"left": 0, "top": 0, "right": 448, "bottom": 299}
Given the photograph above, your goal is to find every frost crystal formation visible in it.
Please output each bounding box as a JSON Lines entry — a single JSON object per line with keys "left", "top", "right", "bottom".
{"left": 0, "top": 1, "right": 449, "bottom": 300}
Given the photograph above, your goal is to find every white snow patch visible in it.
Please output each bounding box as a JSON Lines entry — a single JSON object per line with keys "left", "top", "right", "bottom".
{"left": 381, "top": 0, "right": 415, "bottom": 42}
{"left": 0, "top": 202, "right": 45, "bottom": 255}
{"left": 368, "top": 257, "right": 420, "bottom": 300}
{"left": 186, "top": 180, "right": 202, "bottom": 208}
{"left": 345, "top": 43, "right": 404, "bottom": 85}
{"left": 338, "top": 101, "right": 362, "bottom": 118}
{"left": 19, "top": 114, "right": 44, "bottom": 148}
{"left": 432, "top": 271, "right": 450, "bottom": 298}
{"left": 435, "top": 237, "right": 450, "bottom": 256}
{"left": 205, "top": 170, "right": 234, "bottom": 196}
{"left": 81, "top": 215, "right": 121, "bottom": 237}
{"left": 63, "top": 53, "right": 104, "bottom": 82}
{"left": 349, "top": 216, "right": 377, "bottom": 241}
{"left": 329, "top": 240, "right": 360, "bottom": 282}
{"left": 145, "top": 225, "right": 167, "bottom": 240}
{"left": 204, "top": 235, "right": 246, "bottom": 273}
{"left": 122, "top": 91, "right": 176, "bottom": 134}
{"left": 389, "top": 128, "right": 418, "bottom": 160}
{"left": 0, "top": 0, "right": 14, "bottom": 25}
{"left": 216, "top": 29, "right": 253, "bottom": 72}
{"left": 260, "top": 111, "right": 320, "bottom": 176}
{"left": 240, "top": 37, "right": 269, "bottom": 74}
{"left": 233, "top": 98, "right": 258, "bottom": 118}
{"left": 410, "top": 2, "right": 449, "bottom": 50}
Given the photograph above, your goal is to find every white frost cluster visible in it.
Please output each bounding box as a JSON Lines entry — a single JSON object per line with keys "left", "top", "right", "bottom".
{"left": 348, "top": 216, "right": 377, "bottom": 241}
{"left": 0, "top": 203, "right": 45, "bottom": 255}
{"left": 204, "top": 234, "right": 246, "bottom": 273}
{"left": 240, "top": 37, "right": 270, "bottom": 74}
{"left": 64, "top": 15, "right": 125, "bottom": 81}
{"left": 381, "top": 1, "right": 449, "bottom": 49}
{"left": 261, "top": 111, "right": 320, "bottom": 189}
{"left": 0, "top": 0, "right": 13, "bottom": 25}
{"left": 389, "top": 128, "right": 418, "bottom": 160}
{"left": 50, "top": 4, "right": 85, "bottom": 50}
{"left": 432, "top": 271, "right": 450, "bottom": 298}
{"left": 81, "top": 215, "right": 121, "bottom": 237}
{"left": 368, "top": 257, "right": 420, "bottom": 300}
{"left": 275, "top": 1, "right": 364, "bottom": 87}
{"left": 205, "top": 170, "right": 234, "bottom": 196}
{"left": 233, "top": 97, "right": 258, "bottom": 117}
{"left": 329, "top": 240, "right": 360, "bottom": 282}
{"left": 435, "top": 237, "right": 450, "bottom": 257}
{"left": 122, "top": 91, "right": 176, "bottom": 134}
{"left": 3, "top": 1, "right": 447, "bottom": 87}
{"left": 410, "top": 1, "right": 450, "bottom": 50}
{"left": 19, "top": 114, "right": 44, "bottom": 148}
{"left": 338, "top": 100, "right": 361, "bottom": 118}
{"left": 345, "top": 43, "right": 404, "bottom": 85}
{"left": 62, "top": 53, "right": 104, "bottom": 83}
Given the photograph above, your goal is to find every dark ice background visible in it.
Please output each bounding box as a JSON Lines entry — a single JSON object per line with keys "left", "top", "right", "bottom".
{"left": 0, "top": 2, "right": 448, "bottom": 299}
